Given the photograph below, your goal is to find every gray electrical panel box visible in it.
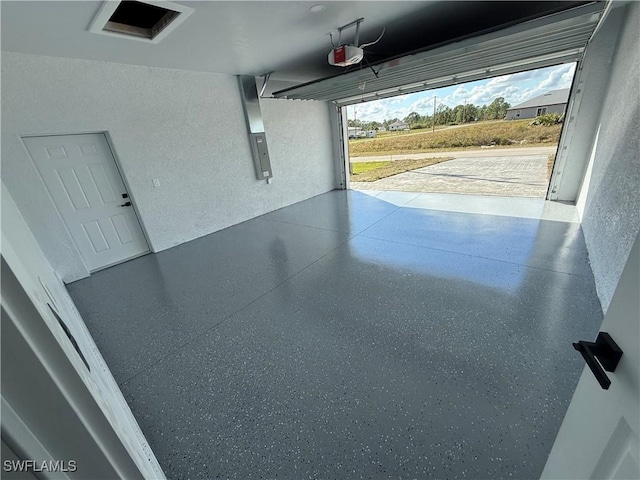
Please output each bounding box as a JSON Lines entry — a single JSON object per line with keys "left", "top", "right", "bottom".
{"left": 250, "top": 133, "right": 271, "bottom": 178}
{"left": 238, "top": 76, "right": 272, "bottom": 180}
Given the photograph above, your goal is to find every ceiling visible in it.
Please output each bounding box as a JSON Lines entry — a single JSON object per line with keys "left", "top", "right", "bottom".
{"left": 1, "top": 1, "right": 591, "bottom": 91}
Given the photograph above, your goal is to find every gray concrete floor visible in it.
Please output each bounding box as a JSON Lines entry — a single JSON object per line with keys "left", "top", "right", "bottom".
{"left": 68, "top": 190, "right": 602, "bottom": 479}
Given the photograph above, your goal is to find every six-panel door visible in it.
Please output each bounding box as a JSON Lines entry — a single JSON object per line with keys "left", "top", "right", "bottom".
{"left": 23, "top": 134, "right": 149, "bottom": 272}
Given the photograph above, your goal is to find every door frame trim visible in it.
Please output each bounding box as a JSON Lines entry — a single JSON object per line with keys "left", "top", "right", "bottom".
{"left": 1, "top": 397, "right": 70, "bottom": 480}
{"left": 339, "top": 106, "right": 350, "bottom": 190}
{"left": 102, "top": 131, "right": 154, "bottom": 254}
{"left": 20, "top": 132, "right": 152, "bottom": 274}
{"left": 1, "top": 255, "right": 166, "bottom": 478}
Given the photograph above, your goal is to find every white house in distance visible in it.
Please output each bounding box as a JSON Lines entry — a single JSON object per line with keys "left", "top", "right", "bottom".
{"left": 347, "top": 126, "right": 361, "bottom": 138}
{"left": 348, "top": 127, "right": 377, "bottom": 139}
{"left": 388, "top": 121, "right": 410, "bottom": 131}
{"left": 505, "top": 88, "right": 570, "bottom": 120}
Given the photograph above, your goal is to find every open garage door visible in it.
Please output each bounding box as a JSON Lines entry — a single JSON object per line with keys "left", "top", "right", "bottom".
{"left": 273, "top": 2, "right": 604, "bottom": 106}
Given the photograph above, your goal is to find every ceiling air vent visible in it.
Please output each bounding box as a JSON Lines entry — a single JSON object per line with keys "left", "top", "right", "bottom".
{"left": 89, "top": 1, "right": 193, "bottom": 44}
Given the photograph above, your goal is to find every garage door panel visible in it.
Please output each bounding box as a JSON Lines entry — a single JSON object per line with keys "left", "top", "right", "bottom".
{"left": 273, "top": 3, "right": 604, "bottom": 105}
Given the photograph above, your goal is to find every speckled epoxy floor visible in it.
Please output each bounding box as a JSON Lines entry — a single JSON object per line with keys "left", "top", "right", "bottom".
{"left": 68, "top": 190, "right": 603, "bottom": 479}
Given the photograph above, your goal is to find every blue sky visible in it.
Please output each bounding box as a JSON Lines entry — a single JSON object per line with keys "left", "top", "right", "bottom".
{"left": 345, "top": 63, "right": 576, "bottom": 122}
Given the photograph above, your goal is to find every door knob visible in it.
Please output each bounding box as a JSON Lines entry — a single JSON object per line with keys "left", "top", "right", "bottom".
{"left": 120, "top": 201, "right": 132, "bottom": 207}
{"left": 573, "top": 332, "right": 623, "bottom": 390}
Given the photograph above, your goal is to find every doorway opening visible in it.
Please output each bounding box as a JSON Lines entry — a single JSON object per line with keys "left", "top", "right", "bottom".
{"left": 346, "top": 63, "right": 577, "bottom": 199}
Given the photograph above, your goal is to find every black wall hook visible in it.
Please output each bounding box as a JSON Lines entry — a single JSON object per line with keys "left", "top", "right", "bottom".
{"left": 573, "top": 332, "right": 623, "bottom": 390}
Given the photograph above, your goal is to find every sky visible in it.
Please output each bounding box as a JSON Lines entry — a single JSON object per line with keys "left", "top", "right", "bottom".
{"left": 345, "top": 63, "right": 576, "bottom": 123}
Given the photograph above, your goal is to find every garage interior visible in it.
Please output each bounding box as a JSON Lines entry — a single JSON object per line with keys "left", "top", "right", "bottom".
{"left": 64, "top": 189, "right": 603, "bottom": 479}
{"left": 1, "top": 1, "right": 638, "bottom": 479}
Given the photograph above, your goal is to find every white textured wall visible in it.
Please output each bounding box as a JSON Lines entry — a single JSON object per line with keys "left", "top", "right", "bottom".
{"left": 1, "top": 53, "right": 337, "bottom": 282}
{"left": 577, "top": 2, "right": 640, "bottom": 312}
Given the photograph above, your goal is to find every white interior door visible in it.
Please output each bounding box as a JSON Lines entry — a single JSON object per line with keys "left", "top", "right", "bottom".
{"left": 541, "top": 232, "right": 639, "bottom": 479}
{"left": 23, "top": 134, "right": 149, "bottom": 272}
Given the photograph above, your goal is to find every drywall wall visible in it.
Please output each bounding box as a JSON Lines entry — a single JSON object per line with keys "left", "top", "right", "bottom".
{"left": 1, "top": 53, "right": 337, "bottom": 282}
{"left": 577, "top": 1, "right": 639, "bottom": 312}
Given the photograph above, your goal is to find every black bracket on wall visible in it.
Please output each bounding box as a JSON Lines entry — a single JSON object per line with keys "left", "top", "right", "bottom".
{"left": 573, "top": 332, "right": 622, "bottom": 390}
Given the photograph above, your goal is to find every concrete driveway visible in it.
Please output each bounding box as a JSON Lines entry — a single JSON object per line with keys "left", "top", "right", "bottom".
{"left": 351, "top": 147, "right": 556, "bottom": 198}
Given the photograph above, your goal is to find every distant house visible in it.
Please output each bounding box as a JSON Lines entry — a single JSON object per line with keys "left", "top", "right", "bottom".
{"left": 388, "top": 121, "right": 410, "bottom": 131}
{"left": 505, "top": 88, "right": 570, "bottom": 120}
{"left": 347, "top": 127, "right": 362, "bottom": 139}
{"left": 348, "top": 127, "right": 376, "bottom": 139}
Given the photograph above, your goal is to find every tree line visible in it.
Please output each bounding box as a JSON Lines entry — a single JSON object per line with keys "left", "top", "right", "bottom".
{"left": 349, "top": 97, "right": 511, "bottom": 131}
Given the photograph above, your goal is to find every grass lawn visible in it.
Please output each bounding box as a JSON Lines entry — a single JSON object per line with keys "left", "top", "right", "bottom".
{"left": 350, "top": 157, "right": 453, "bottom": 182}
{"left": 351, "top": 161, "right": 392, "bottom": 173}
{"left": 349, "top": 119, "right": 562, "bottom": 157}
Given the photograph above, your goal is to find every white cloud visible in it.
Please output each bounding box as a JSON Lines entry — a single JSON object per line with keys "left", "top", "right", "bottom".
{"left": 505, "top": 63, "right": 576, "bottom": 105}
{"left": 347, "top": 99, "right": 407, "bottom": 122}
{"left": 406, "top": 96, "right": 437, "bottom": 115}
{"left": 384, "top": 97, "right": 406, "bottom": 106}
{"left": 560, "top": 66, "right": 575, "bottom": 85}
{"left": 346, "top": 63, "right": 577, "bottom": 122}
{"left": 537, "top": 63, "right": 574, "bottom": 91}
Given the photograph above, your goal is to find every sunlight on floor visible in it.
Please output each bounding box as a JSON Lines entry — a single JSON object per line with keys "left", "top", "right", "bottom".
{"left": 357, "top": 190, "right": 580, "bottom": 223}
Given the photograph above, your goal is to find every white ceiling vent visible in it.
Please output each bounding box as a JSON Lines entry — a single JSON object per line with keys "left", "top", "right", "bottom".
{"left": 89, "top": 1, "right": 193, "bottom": 44}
